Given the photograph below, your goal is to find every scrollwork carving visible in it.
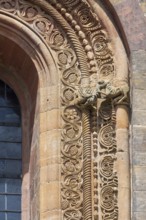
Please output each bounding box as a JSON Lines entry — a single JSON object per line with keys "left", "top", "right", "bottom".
{"left": 0, "top": 1, "right": 129, "bottom": 220}
{"left": 100, "top": 156, "right": 115, "bottom": 178}
{"left": 64, "top": 209, "right": 82, "bottom": 220}
{"left": 98, "top": 100, "right": 118, "bottom": 220}
{"left": 101, "top": 185, "right": 116, "bottom": 211}
{"left": 0, "top": 0, "right": 16, "bottom": 12}
{"left": 0, "top": 1, "right": 83, "bottom": 219}
{"left": 99, "top": 124, "right": 116, "bottom": 153}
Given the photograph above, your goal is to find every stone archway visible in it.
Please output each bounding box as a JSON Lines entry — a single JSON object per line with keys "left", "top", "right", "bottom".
{"left": 0, "top": 1, "right": 130, "bottom": 220}
{"left": 0, "top": 12, "right": 59, "bottom": 219}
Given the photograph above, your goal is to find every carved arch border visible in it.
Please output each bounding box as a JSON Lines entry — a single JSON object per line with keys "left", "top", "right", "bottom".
{"left": 0, "top": 1, "right": 130, "bottom": 220}
{"left": 0, "top": 10, "right": 60, "bottom": 220}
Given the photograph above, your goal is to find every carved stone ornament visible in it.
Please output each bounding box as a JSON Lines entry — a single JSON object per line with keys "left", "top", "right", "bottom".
{"left": 71, "top": 80, "right": 129, "bottom": 108}
{"left": 0, "top": 0, "right": 129, "bottom": 220}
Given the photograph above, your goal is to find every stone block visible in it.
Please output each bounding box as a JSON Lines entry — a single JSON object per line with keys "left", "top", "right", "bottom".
{"left": 40, "top": 86, "right": 60, "bottom": 112}
{"left": 40, "top": 184, "right": 49, "bottom": 212}
{"left": 133, "top": 166, "right": 146, "bottom": 190}
{"left": 40, "top": 182, "right": 60, "bottom": 212}
{"left": 118, "top": 187, "right": 130, "bottom": 220}
{"left": 132, "top": 126, "right": 146, "bottom": 151}
{"left": 40, "top": 130, "right": 61, "bottom": 164}
{"left": 46, "top": 182, "right": 60, "bottom": 211}
{"left": 47, "top": 163, "right": 60, "bottom": 182}
{"left": 117, "top": 152, "right": 130, "bottom": 188}
{"left": 132, "top": 89, "right": 146, "bottom": 110}
{"left": 133, "top": 212, "right": 146, "bottom": 220}
{"left": 47, "top": 130, "right": 61, "bottom": 164}
{"left": 133, "top": 191, "right": 146, "bottom": 211}
{"left": 40, "top": 109, "right": 61, "bottom": 133}
{"left": 133, "top": 77, "right": 146, "bottom": 90}
{"left": 133, "top": 151, "right": 146, "bottom": 166}
{"left": 40, "top": 164, "right": 60, "bottom": 183}
{"left": 41, "top": 210, "right": 61, "bottom": 220}
{"left": 116, "top": 128, "right": 129, "bottom": 152}
{"left": 47, "top": 109, "right": 60, "bottom": 131}
{"left": 132, "top": 50, "right": 146, "bottom": 74}
{"left": 40, "top": 111, "right": 47, "bottom": 133}
{"left": 40, "top": 132, "right": 47, "bottom": 160}
{"left": 132, "top": 110, "right": 146, "bottom": 125}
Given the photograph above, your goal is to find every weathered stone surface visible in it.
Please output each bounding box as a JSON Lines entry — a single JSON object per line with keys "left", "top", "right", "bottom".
{"left": 133, "top": 151, "right": 146, "bottom": 166}
{"left": 117, "top": 187, "right": 130, "bottom": 220}
{"left": 133, "top": 126, "right": 146, "bottom": 151}
{"left": 133, "top": 212, "right": 146, "bottom": 220}
{"left": 110, "top": 0, "right": 146, "bottom": 50}
{"left": 133, "top": 191, "right": 146, "bottom": 211}
{"left": 138, "top": 0, "right": 146, "bottom": 16}
{"left": 40, "top": 182, "right": 60, "bottom": 212}
{"left": 40, "top": 164, "right": 60, "bottom": 183}
{"left": 40, "top": 109, "right": 60, "bottom": 133}
{"left": 132, "top": 110, "right": 146, "bottom": 125}
{"left": 132, "top": 89, "right": 146, "bottom": 110}
{"left": 132, "top": 50, "right": 146, "bottom": 74}
{"left": 133, "top": 166, "right": 146, "bottom": 190}
{"left": 133, "top": 77, "right": 146, "bottom": 90}
{"left": 41, "top": 210, "right": 62, "bottom": 220}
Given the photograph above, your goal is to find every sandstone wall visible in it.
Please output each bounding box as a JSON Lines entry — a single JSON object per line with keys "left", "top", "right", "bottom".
{"left": 108, "top": 0, "right": 146, "bottom": 219}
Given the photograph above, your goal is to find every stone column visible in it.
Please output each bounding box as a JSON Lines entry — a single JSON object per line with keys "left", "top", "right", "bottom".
{"left": 116, "top": 105, "right": 130, "bottom": 220}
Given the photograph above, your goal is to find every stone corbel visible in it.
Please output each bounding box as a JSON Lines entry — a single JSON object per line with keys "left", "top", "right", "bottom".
{"left": 71, "top": 80, "right": 129, "bottom": 109}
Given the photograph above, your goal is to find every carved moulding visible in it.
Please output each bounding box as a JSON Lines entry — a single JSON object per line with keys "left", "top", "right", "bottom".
{"left": 0, "top": 0, "right": 129, "bottom": 220}
{"left": 24, "top": 1, "right": 118, "bottom": 219}
{"left": 72, "top": 79, "right": 129, "bottom": 220}
{"left": 0, "top": 0, "right": 84, "bottom": 218}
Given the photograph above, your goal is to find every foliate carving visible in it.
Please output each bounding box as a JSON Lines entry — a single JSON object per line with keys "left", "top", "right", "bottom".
{"left": 61, "top": 104, "right": 83, "bottom": 218}
{"left": 98, "top": 100, "right": 118, "bottom": 220}
{"left": 57, "top": 0, "right": 115, "bottom": 84}
{"left": 0, "top": 1, "right": 129, "bottom": 220}
{"left": 0, "top": 1, "right": 84, "bottom": 219}
{"left": 99, "top": 124, "right": 116, "bottom": 152}
{"left": 64, "top": 209, "right": 82, "bottom": 220}
{"left": 72, "top": 77, "right": 128, "bottom": 220}
{"left": 100, "top": 156, "right": 115, "bottom": 178}
{"left": 0, "top": 0, "right": 16, "bottom": 11}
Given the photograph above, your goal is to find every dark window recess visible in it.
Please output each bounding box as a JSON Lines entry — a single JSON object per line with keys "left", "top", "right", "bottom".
{"left": 0, "top": 80, "right": 22, "bottom": 219}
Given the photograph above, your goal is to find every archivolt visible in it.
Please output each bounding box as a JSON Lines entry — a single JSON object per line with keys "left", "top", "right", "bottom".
{"left": 0, "top": 1, "right": 129, "bottom": 220}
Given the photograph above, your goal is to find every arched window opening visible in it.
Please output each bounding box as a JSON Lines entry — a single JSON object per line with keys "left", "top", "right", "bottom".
{"left": 0, "top": 80, "right": 21, "bottom": 220}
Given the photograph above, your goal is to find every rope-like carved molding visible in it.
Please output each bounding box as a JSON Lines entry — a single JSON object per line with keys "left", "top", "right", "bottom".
{"left": 28, "top": 0, "right": 115, "bottom": 86}
{"left": 53, "top": 0, "right": 115, "bottom": 84}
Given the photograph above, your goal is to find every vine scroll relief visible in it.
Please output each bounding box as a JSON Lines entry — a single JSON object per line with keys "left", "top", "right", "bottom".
{"left": 71, "top": 80, "right": 129, "bottom": 220}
